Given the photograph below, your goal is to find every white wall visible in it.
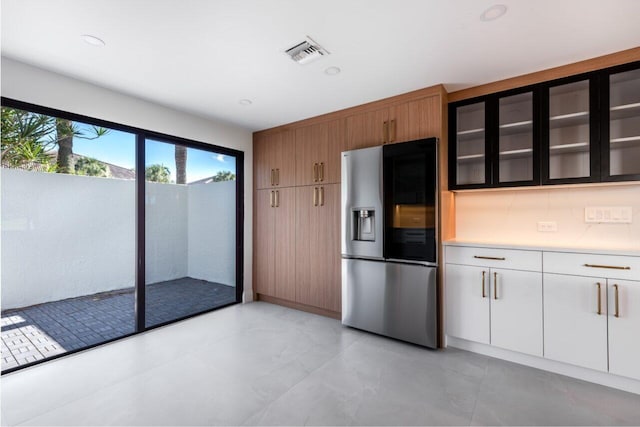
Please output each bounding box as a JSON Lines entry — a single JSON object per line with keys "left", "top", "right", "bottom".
{"left": 145, "top": 182, "right": 189, "bottom": 284}
{"left": 1, "top": 169, "right": 238, "bottom": 309}
{"left": 188, "top": 180, "right": 236, "bottom": 286}
{"left": 454, "top": 184, "right": 640, "bottom": 250}
{"left": 1, "top": 169, "right": 136, "bottom": 309}
{"left": 0, "top": 57, "right": 254, "bottom": 301}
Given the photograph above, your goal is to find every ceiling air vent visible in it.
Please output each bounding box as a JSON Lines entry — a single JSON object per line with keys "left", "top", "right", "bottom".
{"left": 285, "top": 36, "right": 330, "bottom": 65}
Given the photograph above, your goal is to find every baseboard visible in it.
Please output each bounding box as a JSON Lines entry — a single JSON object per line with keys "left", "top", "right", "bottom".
{"left": 446, "top": 336, "right": 640, "bottom": 395}
{"left": 256, "top": 294, "right": 341, "bottom": 320}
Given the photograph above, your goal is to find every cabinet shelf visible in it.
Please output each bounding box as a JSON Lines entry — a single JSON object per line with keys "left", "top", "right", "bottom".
{"left": 549, "top": 111, "right": 589, "bottom": 128}
{"left": 457, "top": 153, "right": 485, "bottom": 163}
{"left": 457, "top": 128, "right": 485, "bottom": 142}
{"left": 499, "top": 148, "right": 533, "bottom": 159}
{"left": 610, "top": 102, "right": 640, "bottom": 121}
{"left": 499, "top": 120, "right": 533, "bottom": 136}
{"left": 549, "top": 141, "right": 589, "bottom": 154}
{"left": 610, "top": 135, "right": 640, "bottom": 149}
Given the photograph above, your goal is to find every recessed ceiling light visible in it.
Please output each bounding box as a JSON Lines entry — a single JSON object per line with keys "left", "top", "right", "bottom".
{"left": 325, "top": 66, "right": 341, "bottom": 76}
{"left": 239, "top": 99, "right": 252, "bottom": 106}
{"left": 480, "top": 4, "right": 507, "bottom": 22}
{"left": 81, "top": 34, "right": 105, "bottom": 47}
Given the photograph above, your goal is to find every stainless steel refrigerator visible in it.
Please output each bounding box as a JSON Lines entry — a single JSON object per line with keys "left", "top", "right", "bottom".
{"left": 341, "top": 138, "right": 438, "bottom": 348}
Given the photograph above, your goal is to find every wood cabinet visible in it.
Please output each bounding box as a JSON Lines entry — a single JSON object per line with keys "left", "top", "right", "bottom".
{"left": 445, "top": 246, "right": 543, "bottom": 356}
{"left": 254, "top": 129, "right": 296, "bottom": 189}
{"left": 346, "top": 96, "right": 442, "bottom": 150}
{"left": 295, "top": 184, "right": 341, "bottom": 312}
{"left": 295, "top": 119, "right": 345, "bottom": 186}
{"left": 254, "top": 188, "right": 296, "bottom": 301}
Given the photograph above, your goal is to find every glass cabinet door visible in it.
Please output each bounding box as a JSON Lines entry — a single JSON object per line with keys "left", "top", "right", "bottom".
{"left": 605, "top": 67, "right": 640, "bottom": 178}
{"left": 497, "top": 91, "right": 535, "bottom": 184}
{"left": 546, "top": 79, "right": 594, "bottom": 182}
{"left": 453, "top": 101, "right": 487, "bottom": 187}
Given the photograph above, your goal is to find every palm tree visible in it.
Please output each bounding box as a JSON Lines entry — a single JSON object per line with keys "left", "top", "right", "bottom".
{"left": 175, "top": 145, "right": 187, "bottom": 184}
{"left": 211, "top": 170, "right": 236, "bottom": 182}
{"left": 56, "top": 119, "right": 74, "bottom": 174}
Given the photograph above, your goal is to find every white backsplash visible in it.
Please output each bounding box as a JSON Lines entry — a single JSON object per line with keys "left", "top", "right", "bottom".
{"left": 454, "top": 184, "right": 640, "bottom": 250}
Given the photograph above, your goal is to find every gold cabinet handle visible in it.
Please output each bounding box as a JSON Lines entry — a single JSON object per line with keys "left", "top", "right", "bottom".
{"left": 319, "top": 162, "right": 324, "bottom": 182}
{"left": 383, "top": 121, "right": 389, "bottom": 144}
{"left": 276, "top": 168, "right": 280, "bottom": 186}
{"left": 389, "top": 119, "right": 396, "bottom": 143}
{"left": 474, "top": 256, "right": 506, "bottom": 261}
{"left": 493, "top": 272, "right": 498, "bottom": 300}
{"left": 584, "top": 264, "right": 630, "bottom": 270}
{"left": 596, "top": 282, "right": 602, "bottom": 315}
{"left": 270, "top": 190, "right": 275, "bottom": 207}
{"left": 313, "top": 187, "right": 318, "bottom": 206}
{"left": 275, "top": 190, "right": 279, "bottom": 207}
{"left": 313, "top": 163, "right": 318, "bottom": 182}
{"left": 613, "top": 284, "right": 620, "bottom": 318}
{"left": 320, "top": 187, "right": 325, "bottom": 206}
{"left": 270, "top": 169, "right": 274, "bottom": 186}
{"left": 481, "top": 271, "right": 486, "bottom": 298}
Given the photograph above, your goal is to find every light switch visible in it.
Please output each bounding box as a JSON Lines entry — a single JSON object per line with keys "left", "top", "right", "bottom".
{"left": 585, "top": 206, "right": 632, "bottom": 223}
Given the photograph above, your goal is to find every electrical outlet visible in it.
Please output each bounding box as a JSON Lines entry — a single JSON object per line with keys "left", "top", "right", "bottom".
{"left": 537, "top": 221, "right": 558, "bottom": 232}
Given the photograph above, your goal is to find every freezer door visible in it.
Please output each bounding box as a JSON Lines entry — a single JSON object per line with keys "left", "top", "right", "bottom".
{"left": 342, "top": 258, "right": 437, "bottom": 348}
{"left": 341, "top": 146, "right": 384, "bottom": 259}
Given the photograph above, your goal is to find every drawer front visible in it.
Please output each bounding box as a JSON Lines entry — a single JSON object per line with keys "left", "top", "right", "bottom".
{"left": 544, "top": 252, "right": 640, "bottom": 281}
{"left": 445, "top": 246, "right": 542, "bottom": 272}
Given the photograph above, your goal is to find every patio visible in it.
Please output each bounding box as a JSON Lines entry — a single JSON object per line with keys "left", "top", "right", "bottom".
{"left": 1, "top": 278, "right": 236, "bottom": 371}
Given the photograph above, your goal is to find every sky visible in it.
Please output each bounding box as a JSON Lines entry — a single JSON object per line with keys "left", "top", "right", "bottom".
{"left": 72, "top": 122, "right": 236, "bottom": 183}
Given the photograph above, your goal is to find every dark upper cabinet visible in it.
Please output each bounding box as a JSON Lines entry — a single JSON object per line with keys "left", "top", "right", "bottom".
{"left": 449, "top": 61, "right": 640, "bottom": 190}
{"left": 449, "top": 87, "right": 539, "bottom": 190}
{"left": 600, "top": 62, "right": 640, "bottom": 182}
{"left": 541, "top": 74, "right": 600, "bottom": 185}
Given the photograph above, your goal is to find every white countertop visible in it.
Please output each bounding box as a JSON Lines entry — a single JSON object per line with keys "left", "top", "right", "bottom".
{"left": 443, "top": 239, "right": 640, "bottom": 257}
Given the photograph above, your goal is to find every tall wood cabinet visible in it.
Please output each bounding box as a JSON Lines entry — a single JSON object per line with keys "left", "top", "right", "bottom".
{"left": 346, "top": 95, "right": 442, "bottom": 150}
{"left": 295, "top": 184, "right": 341, "bottom": 312}
{"left": 254, "top": 129, "right": 296, "bottom": 189}
{"left": 254, "top": 188, "right": 296, "bottom": 301}
{"left": 253, "top": 84, "right": 449, "bottom": 321}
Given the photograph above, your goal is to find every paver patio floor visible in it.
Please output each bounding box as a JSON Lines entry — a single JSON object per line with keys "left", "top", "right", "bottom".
{"left": 1, "top": 278, "right": 236, "bottom": 371}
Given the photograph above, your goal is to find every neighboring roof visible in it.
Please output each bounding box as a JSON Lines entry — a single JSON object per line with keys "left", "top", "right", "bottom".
{"left": 72, "top": 154, "right": 136, "bottom": 180}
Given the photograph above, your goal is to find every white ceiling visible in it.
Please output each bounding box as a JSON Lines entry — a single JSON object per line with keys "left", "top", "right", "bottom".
{"left": 2, "top": 0, "right": 640, "bottom": 132}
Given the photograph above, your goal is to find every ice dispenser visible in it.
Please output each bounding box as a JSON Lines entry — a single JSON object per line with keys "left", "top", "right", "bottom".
{"left": 353, "top": 209, "right": 375, "bottom": 241}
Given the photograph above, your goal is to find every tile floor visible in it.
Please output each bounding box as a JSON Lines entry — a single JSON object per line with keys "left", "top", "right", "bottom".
{"left": 1, "top": 301, "right": 640, "bottom": 426}
{"left": 1, "top": 278, "right": 236, "bottom": 371}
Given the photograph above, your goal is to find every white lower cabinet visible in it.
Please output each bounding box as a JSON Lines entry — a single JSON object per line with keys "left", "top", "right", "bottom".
{"left": 607, "top": 279, "right": 640, "bottom": 380}
{"left": 445, "top": 247, "right": 543, "bottom": 357}
{"left": 445, "top": 264, "right": 490, "bottom": 344}
{"left": 446, "top": 244, "right": 640, "bottom": 384}
{"left": 543, "top": 273, "right": 608, "bottom": 372}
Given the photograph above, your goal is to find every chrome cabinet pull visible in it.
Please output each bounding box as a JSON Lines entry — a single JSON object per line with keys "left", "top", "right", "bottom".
{"left": 613, "top": 284, "right": 620, "bottom": 318}
{"left": 481, "top": 271, "right": 486, "bottom": 298}
{"left": 596, "top": 282, "right": 602, "bottom": 315}
{"left": 584, "top": 264, "right": 630, "bottom": 270}
{"left": 493, "top": 272, "right": 498, "bottom": 300}
{"left": 474, "top": 256, "right": 506, "bottom": 261}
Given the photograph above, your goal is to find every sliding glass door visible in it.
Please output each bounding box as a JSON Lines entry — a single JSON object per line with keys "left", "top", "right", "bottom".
{"left": 144, "top": 139, "right": 238, "bottom": 327}
{"left": 1, "top": 99, "right": 243, "bottom": 373}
